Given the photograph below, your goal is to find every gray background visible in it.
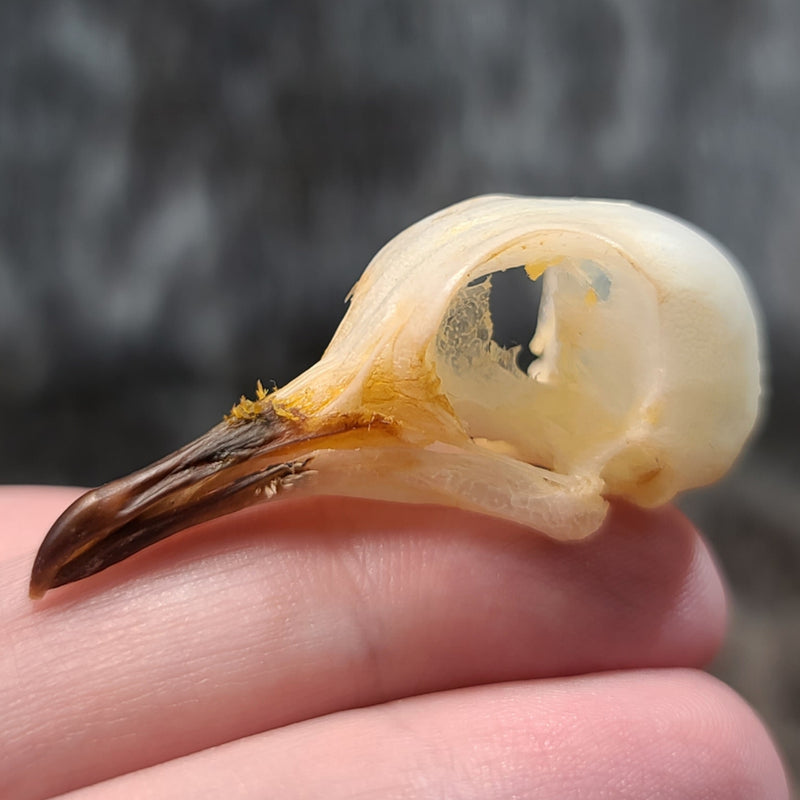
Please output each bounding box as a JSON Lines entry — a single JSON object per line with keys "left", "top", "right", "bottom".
{"left": 1, "top": 0, "right": 798, "bottom": 784}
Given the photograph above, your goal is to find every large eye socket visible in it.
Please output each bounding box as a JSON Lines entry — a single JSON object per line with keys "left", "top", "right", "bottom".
{"left": 431, "top": 233, "right": 661, "bottom": 483}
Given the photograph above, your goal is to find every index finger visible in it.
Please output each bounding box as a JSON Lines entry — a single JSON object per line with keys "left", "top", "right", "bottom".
{"left": 1, "top": 488, "right": 726, "bottom": 799}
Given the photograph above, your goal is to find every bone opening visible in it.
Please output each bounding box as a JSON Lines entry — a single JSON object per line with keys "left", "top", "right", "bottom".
{"left": 433, "top": 243, "right": 662, "bottom": 479}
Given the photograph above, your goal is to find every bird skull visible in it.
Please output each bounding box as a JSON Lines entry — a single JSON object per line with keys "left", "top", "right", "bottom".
{"left": 29, "top": 195, "right": 762, "bottom": 598}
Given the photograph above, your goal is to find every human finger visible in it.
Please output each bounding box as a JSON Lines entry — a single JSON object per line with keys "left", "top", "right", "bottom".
{"left": 0, "top": 486, "right": 84, "bottom": 559}
{"left": 2, "top": 493, "right": 725, "bottom": 799}
{"left": 55, "top": 670, "right": 789, "bottom": 800}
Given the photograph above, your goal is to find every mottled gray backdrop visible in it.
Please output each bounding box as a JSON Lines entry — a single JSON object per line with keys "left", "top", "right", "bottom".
{"left": 1, "top": 0, "right": 798, "bottom": 783}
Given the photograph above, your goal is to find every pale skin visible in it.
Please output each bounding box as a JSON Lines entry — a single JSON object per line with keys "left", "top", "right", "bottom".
{"left": 0, "top": 486, "right": 789, "bottom": 799}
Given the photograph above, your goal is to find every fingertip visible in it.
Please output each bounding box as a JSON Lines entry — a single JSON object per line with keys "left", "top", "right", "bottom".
{"left": 548, "top": 500, "right": 729, "bottom": 670}
{"left": 645, "top": 670, "right": 792, "bottom": 800}
{"left": 610, "top": 501, "right": 729, "bottom": 665}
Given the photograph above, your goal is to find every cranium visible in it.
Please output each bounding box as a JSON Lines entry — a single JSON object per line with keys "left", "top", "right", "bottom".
{"left": 29, "top": 195, "right": 762, "bottom": 598}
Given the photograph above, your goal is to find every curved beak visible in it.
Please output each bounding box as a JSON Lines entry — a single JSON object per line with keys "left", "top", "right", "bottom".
{"left": 30, "top": 408, "right": 327, "bottom": 598}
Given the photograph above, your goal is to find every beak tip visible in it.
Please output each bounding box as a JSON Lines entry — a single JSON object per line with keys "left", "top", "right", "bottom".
{"left": 28, "top": 581, "right": 46, "bottom": 601}
{"left": 29, "top": 549, "right": 55, "bottom": 599}
{"left": 28, "top": 559, "right": 53, "bottom": 599}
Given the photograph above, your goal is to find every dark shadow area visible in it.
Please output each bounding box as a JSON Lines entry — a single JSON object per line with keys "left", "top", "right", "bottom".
{"left": 488, "top": 266, "right": 543, "bottom": 374}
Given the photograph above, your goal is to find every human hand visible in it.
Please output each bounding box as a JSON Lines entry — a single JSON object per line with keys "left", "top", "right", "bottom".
{"left": 1, "top": 486, "right": 789, "bottom": 799}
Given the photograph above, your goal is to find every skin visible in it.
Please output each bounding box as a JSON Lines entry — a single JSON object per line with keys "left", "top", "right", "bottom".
{"left": 0, "top": 486, "right": 789, "bottom": 800}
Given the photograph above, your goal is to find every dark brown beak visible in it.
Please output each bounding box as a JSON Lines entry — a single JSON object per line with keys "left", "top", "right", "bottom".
{"left": 29, "top": 409, "right": 314, "bottom": 598}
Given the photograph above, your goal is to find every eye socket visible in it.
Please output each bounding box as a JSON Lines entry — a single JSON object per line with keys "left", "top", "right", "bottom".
{"left": 437, "top": 265, "right": 545, "bottom": 381}
{"left": 487, "top": 266, "right": 544, "bottom": 374}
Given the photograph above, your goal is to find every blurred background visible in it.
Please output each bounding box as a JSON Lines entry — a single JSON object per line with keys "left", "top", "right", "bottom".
{"left": 1, "top": 0, "right": 797, "bottom": 783}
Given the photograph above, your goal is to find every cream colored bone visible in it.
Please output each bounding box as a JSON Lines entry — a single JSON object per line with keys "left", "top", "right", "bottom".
{"left": 263, "top": 195, "right": 762, "bottom": 538}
